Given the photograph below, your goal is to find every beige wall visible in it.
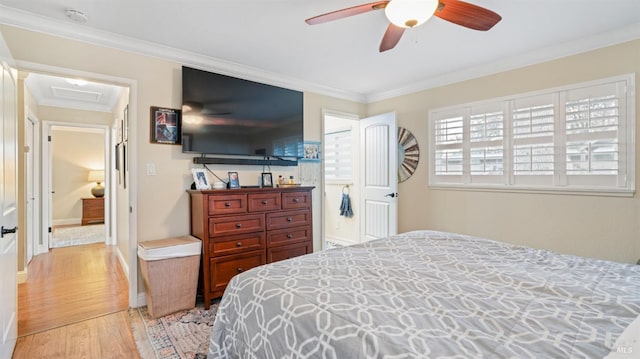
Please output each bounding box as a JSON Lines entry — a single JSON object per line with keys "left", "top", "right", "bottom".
{"left": 51, "top": 128, "right": 105, "bottom": 223}
{"left": 112, "top": 88, "right": 131, "bottom": 272}
{"left": 367, "top": 39, "right": 640, "bottom": 264}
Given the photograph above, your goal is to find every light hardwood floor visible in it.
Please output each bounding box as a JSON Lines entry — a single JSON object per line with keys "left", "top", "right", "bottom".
{"left": 13, "top": 242, "right": 138, "bottom": 358}
{"left": 13, "top": 311, "right": 139, "bottom": 359}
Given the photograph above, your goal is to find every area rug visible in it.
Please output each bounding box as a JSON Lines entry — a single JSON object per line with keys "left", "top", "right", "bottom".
{"left": 51, "top": 224, "right": 105, "bottom": 248}
{"left": 128, "top": 301, "right": 219, "bottom": 359}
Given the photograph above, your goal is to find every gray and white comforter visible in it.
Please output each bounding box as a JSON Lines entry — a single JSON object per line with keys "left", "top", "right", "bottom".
{"left": 208, "top": 230, "right": 640, "bottom": 358}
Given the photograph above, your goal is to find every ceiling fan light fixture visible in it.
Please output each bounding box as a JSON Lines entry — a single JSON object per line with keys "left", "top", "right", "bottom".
{"left": 384, "top": 0, "right": 439, "bottom": 28}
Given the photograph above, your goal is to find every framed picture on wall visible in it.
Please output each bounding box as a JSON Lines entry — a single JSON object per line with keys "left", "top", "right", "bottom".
{"left": 150, "top": 106, "right": 181, "bottom": 144}
{"left": 123, "top": 104, "right": 129, "bottom": 142}
{"left": 300, "top": 141, "right": 321, "bottom": 162}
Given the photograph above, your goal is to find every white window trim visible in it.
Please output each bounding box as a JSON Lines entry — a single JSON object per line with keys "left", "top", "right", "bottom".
{"left": 428, "top": 74, "right": 636, "bottom": 196}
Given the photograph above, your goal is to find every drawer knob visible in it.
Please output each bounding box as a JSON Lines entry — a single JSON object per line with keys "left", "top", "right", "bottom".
{"left": 236, "top": 242, "right": 242, "bottom": 247}
{"left": 287, "top": 217, "right": 293, "bottom": 222}
{"left": 262, "top": 200, "right": 268, "bottom": 205}
{"left": 237, "top": 267, "right": 244, "bottom": 273}
{"left": 225, "top": 202, "right": 231, "bottom": 207}
{"left": 287, "top": 234, "right": 293, "bottom": 239}
{"left": 236, "top": 223, "right": 242, "bottom": 228}
{"left": 293, "top": 198, "right": 299, "bottom": 203}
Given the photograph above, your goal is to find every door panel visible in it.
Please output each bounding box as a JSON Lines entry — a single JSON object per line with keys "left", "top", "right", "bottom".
{"left": 0, "top": 32, "right": 18, "bottom": 358}
{"left": 360, "top": 112, "right": 397, "bottom": 242}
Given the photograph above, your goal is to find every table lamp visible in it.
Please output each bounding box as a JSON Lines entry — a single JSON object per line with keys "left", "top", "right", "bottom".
{"left": 88, "top": 170, "right": 105, "bottom": 198}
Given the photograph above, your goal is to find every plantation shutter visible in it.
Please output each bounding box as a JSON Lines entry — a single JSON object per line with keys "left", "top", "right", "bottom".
{"left": 324, "top": 129, "right": 352, "bottom": 180}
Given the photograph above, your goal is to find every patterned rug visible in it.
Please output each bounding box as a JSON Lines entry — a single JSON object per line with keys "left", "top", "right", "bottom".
{"left": 128, "top": 301, "right": 220, "bottom": 359}
{"left": 52, "top": 224, "right": 105, "bottom": 248}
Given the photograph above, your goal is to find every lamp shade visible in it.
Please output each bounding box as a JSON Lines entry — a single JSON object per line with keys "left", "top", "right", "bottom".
{"left": 385, "top": 0, "right": 438, "bottom": 28}
{"left": 88, "top": 170, "right": 105, "bottom": 183}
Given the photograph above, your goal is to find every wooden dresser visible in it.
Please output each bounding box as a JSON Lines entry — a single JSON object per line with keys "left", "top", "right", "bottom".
{"left": 81, "top": 197, "right": 104, "bottom": 225}
{"left": 189, "top": 186, "right": 314, "bottom": 309}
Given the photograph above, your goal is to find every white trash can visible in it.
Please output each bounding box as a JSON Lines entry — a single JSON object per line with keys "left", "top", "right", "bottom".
{"left": 137, "top": 235, "right": 201, "bottom": 318}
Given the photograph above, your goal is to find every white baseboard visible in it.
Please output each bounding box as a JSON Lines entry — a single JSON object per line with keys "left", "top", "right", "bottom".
{"left": 18, "top": 269, "right": 27, "bottom": 284}
{"left": 137, "top": 292, "right": 147, "bottom": 308}
{"left": 114, "top": 244, "right": 147, "bottom": 308}
{"left": 114, "top": 244, "right": 129, "bottom": 282}
{"left": 52, "top": 218, "right": 81, "bottom": 226}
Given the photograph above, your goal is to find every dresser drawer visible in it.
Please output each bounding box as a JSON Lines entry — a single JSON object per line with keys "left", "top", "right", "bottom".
{"left": 209, "top": 250, "right": 266, "bottom": 294}
{"left": 267, "top": 225, "right": 311, "bottom": 247}
{"left": 248, "top": 192, "right": 281, "bottom": 212}
{"left": 211, "top": 232, "right": 265, "bottom": 256}
{"left": 208, "top": 194, "right": 247, "bottom": 215}
{"left": 282, "top": 191, "right": 311, "bottom": 210}
{"left": 209, "top": 214, "right": 264, "bottom": 237}
{"left": 267, "top": 242, "right": 311, "bottom": 263}
{"left": 266, "top": 209, "right": 311, "bottom": 230}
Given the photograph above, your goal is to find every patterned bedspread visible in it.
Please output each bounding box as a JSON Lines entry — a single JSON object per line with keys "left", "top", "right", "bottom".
{"left": 208, "top": 230, "right": 640, "bottom": 358}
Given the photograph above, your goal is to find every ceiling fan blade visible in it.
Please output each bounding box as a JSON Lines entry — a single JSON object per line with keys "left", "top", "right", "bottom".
{"left": 379, "top": 23, "right": 405, "bottom": 52}
{"left": 306, "top": 1, "right": 389, "bottom": 25}
{"left": 435, "top": 0, "right": 501, "bottom": 31}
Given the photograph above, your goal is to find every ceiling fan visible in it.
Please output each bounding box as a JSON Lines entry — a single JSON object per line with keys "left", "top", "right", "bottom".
{"left": 305, "top": 0, "right": 501, "bottom": 52}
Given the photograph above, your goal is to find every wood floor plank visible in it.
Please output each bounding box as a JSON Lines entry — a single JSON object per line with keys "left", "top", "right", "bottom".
{"left": 64, "top": 317, "right": 101, "bottom": 358}
{"left": 96, "top": 312, "right": 140, "bottom": 359}
{"left": 25, "top": 326, "right": 68, "bottom": 358}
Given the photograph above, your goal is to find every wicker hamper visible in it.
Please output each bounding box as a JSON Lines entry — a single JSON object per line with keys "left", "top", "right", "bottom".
{"left": 137, "top": 235, "right": 201, "bottom": 318}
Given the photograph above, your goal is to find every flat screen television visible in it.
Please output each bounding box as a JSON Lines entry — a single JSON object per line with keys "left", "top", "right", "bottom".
{"left": 181, "top": 66, "right": 303, "bottom": 158}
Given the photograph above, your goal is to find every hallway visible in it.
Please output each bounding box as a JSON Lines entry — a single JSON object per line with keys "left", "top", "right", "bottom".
{"left": 18, "top": 242, "right": 128, "bottom": 336}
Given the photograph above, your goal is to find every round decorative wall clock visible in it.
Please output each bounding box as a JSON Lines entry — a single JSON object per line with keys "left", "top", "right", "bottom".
{"left": 397, "top": 127, "right": 420, "bottom": 183}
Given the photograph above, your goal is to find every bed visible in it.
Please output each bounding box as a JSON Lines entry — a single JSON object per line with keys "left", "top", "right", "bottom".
{"left": 208, "top": 230, "right": 640, "bottom": 358}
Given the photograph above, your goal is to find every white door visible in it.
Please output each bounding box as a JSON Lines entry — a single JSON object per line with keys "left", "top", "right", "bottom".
{"left": 359, "top": 112, "right": 398, "bottom": 242}
{"left": 0, "top": 33, "right": 18, "bottom": 358}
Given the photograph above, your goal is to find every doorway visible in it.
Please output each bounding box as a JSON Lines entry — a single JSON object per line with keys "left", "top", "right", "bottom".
{"left": 322, "top": 111, "right": 399, "bottom": 250}
{"left": 18, "top": 68, "right": 135, "bottom": 335}
{"left": 323, "top": 111, "right": 361, "bottom": 248}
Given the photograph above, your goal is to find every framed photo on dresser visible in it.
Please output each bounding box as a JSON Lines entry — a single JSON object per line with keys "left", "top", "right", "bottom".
{"left": 261, "top": 172, "right": 273, "bottom": 188}
{"left": 228, "top": 172, "right": 240, "bottom": 189}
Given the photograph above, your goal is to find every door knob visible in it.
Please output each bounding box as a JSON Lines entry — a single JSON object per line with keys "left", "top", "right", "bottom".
{"left": 384, "top": 193, "right": 397, "bottom": 198}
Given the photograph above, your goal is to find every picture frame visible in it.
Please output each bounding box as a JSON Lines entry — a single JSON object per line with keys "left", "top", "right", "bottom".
{"left": 261, "top": 172, "right": 273, "bottom": 188}
{"left": 115, "top": 144, "right": 121, "bottom": 185}
{"left": 122, "top": 142, "right": 127, "bottom": 189}
{"left": 300, "top": 141, "right": 321, "bottom": 162}
{"left": 116, "top": 118, "right": 123, "bottom": 144}
{"left": 192, "top": 168, "right": 211, "bottom": 190}
{"left": 228, "top": 171, "right": 240, "bottom": 189}
{"left": 150, "top": 106, "right": 181, "bottom": 144}
{"left": 123, "top": 104, "right": 129, "bottom": 142}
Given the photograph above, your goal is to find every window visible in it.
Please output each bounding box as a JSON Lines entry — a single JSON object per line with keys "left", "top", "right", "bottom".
{"left": 429, "top": 75, "right": 635, "bottom": 194}
{"left": 324, "top": 129, "right": 353, "bottom": 180}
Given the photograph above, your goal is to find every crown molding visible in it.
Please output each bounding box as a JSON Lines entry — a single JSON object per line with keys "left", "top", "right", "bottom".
{"left": 0, "top": 5, "right": 366, "bottom": 103}
{"left": 366, "top": 22, "right": 640, "bottom": 103}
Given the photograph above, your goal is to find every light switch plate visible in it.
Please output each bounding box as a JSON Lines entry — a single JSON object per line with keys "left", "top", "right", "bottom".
{"left": 146, "top": 163, "right": 156, "bottom": 176}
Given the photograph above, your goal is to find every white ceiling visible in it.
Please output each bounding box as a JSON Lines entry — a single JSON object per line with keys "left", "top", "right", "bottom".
{"left": 1, "top": 0, "right": 639, "bottom": 103}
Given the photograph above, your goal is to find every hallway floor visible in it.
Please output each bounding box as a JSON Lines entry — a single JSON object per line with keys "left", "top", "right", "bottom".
{"left": 17, "top": 242, "right": 129, "bottom": 336}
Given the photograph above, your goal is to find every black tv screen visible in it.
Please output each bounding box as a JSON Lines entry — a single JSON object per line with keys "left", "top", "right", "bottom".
{"left": 181, "top": 66, "right": 303, "bottom": 157}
